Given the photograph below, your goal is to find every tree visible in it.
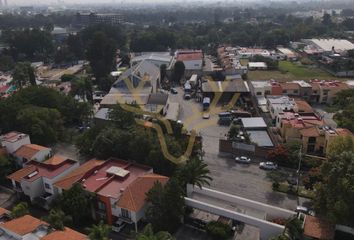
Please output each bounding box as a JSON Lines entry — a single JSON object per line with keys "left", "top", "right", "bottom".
{"left": 16, "top": 106, "right": 64, "bottom": 145}
{"left": 59, "top": 183, "right": 94, "bottom": 226}
{"left": 267, "top": 145, "right": 289, "bottom": 165}
{"left": 87, "top": 221, "right": 111, "bottom": 240}
{"left": 11, "top": 202, "right": 29, "bottom": 218}
{"left": 314, "top": 151, "right": 354, "bottom": 226}
{"left": 176, "top": 158, "right": 212, "bottom": 189}
{"left": 326, "top": 136, "right": 354, "bottom": 157}
{"left": 108, "top": 104, "right": 136, "bottom": 129}
{"left": 12, "top": 62, "right": 36, "bottom": 88}
{"left": 70, "top": 77, "right": 93, "bottom": 102}
{"left": 146, "top": 178, "right": 185, "bottom": 232}
{"left": 322, "top": 13, "right": 332, "bottom": 26}
{"left": 0, "top": 155, "right": 11, "bottom": 183}
{"left": 61, "top": 74, "right": 77, "bottom": 82}
{"left": 172, "top": 61, "right": 185, "bottom": 83}
{"left": 135, "top": 223, "right": 174, "bottom": 240}
{"left": 86, "top": 31, "right": 117, "bottom": 90}
{"left": 0, "top": 55, "right": 15, "bottom": 72}
{"left": 205, "top": 221, "right": 232, "bottom": 240}
{"left": 43, "top": 209, "right": 72, "bottom": 231}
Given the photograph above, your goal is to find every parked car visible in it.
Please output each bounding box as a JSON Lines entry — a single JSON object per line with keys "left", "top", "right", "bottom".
{"left": 235, "top": 156, "right": 251, "bottom": 164}
{"left": 259, "top": 161, "right": 278, "bottom": 170}
{"left": 112, "top": 220, "right": 126, "bottom": 233}
{"left": 202, "top": 112, "right": 210, "bottom": 119}
{"left": 295, "top": 206, "right": 309, "bottom": 214}
{"left": 170, "top": 88, "right": 178, "bottom": 94}
{"left": 184, "top": 93, "right": 191, "bottom": 100}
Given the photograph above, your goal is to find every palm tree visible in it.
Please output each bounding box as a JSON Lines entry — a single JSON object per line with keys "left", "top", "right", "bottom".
{"left": 177, "top": 158, "right": 213, "bottom": 189}
{"left": 136, "top": 224, "right": 174, "bottom": 240}
{"left": 87, "top": 221, "right": 111, "bottom": 240}
{"left": 43, "top": 209, "right": 72, "bottom": 231}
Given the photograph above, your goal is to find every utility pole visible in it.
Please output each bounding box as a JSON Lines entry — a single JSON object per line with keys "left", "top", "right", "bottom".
{"left": 296, "top": 145, "right": 302, "bottom": 192}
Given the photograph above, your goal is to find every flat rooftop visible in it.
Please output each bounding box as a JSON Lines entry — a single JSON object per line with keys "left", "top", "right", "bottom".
{"left": 202, "top": 79, "right": 249, "bottom": 93}
{"left": 0, "top": 132, "right": 28, "bottom": 143}
{"left": 241, "top": 117, "right": 267, "bottom": 129}
{"left": 82, "top": 159, "right": 151, "bottom": 199}
{"left": 247, "top": 130, "right": 273, "bottom": 147}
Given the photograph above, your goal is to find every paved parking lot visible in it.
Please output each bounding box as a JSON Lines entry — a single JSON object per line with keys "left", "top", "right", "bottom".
{"left": 170, "top": 88, "right": 311, "bottom": 211}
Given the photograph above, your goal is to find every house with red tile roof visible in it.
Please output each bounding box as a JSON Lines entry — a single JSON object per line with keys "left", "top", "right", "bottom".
{"left": 54, "top": 158, "right": 168, "bottom": 232}
{"left": 0, "top": 132, "right": 31, "bottom": 155}
{"left": 174, "top": 49, "right": 203, "bottom": 77}
{"left": 13, "top": 144, "right": 52, "bottom": 166}
{"left": 7, "top": 156, "right": 79, "bottom": 208}
{"left": 0, "top": 215, "right": 87, "bottom": 240}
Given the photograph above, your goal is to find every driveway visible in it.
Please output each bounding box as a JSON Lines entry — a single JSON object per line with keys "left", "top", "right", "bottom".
{"left": 169, "top": 89, "right": 311, "bottom": 210}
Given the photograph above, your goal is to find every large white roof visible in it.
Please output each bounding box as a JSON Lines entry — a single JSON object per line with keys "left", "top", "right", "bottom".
{"left": 309, "top": 38, "right": 354, "bottom": 52}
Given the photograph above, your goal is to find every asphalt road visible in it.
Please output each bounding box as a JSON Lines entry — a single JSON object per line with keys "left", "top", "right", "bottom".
{"left": 170, "top": 89, "right": 312, "bottom": 211}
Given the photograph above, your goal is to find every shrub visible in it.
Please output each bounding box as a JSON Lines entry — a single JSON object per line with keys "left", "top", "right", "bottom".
{"left": 205, "top": 221, "right": 232, "bottom": 240}
{"left": 272, "top": 181, "right": 280, "bottom": 190}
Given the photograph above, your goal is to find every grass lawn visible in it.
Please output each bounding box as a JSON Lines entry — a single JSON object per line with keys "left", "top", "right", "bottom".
{"left": 275, "top": 183, "right": 315, "bottom": 199}
{"left": 247, "top": 60, "right": 338, "bottom": 81}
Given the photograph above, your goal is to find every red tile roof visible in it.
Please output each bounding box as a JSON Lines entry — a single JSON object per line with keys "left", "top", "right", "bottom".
{"left": 1, "top": 215, "right": 47, "bottom": 236}
{"left": 14, "top": 144, "right": 50, "bottom": 160}
{"left": 7, "top": 157, "right": 77, "bottom": 182}
{"left": 54, "top": 159, "right": 105, "bottom": 190}
{"left": 43, "top": 155, "right": 67, "bottom": 165}
{"left": 0, "top": 207, "right": 9, "bottom": 216}
{"left": 41, "top": 227, "right": 87, "bottom": 240}
{"left": 295, "top": 100, "right": 314, "bottom": 113}
{"left": 300, "top": 127, "right": 320, "bottom": 137}
{"left": 304, "top": 216, "right": 334, "bottom": 240}
{"left": 177, "top": 52, "right": 203, "bottom": 61}
{"left": 117, "top": 174, "right": 169, "bottom": 212}
{"left": 0, "top": 215, "right": 87, "bottom": 239}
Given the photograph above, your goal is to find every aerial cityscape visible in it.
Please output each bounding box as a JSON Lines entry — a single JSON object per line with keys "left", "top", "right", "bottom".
{"left": 0, "top": 0, "right": 353, "bottom": 240}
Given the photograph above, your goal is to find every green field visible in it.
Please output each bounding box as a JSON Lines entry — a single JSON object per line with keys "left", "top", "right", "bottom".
{"left": 248, "top": 60, "right": 336, "bottom": 81}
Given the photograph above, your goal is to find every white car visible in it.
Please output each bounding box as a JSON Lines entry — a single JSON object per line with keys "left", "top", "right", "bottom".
{"left": 259, "top": 161, "right": 278, "bottom": 170}
{"left": 112, "top": 220, "right": 126, "bottom": 233}
{"left": 203, "top": 112, "right": 210, "bottom": 119}
{"left": 235, "top": 156, "right": 251, "bottom": 164}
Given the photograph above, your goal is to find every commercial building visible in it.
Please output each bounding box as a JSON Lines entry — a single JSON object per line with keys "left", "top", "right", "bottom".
{"left": 101, "top": 60, "right": 160, "bottom": 107}
{"left": 0, "top": 214, "right": 87, "bottom": 240}
{"left": 303, "top": 38, "right": 354, "bottom": 55}
{"left": 241, "top": 117, "right": 273, "bottom": 147}
{"left": 247, "top": 62, "right": 267, "bottom": 70}
{"left": 75, "top": 12, "right": 123, "bottom": 26}
{"left": 7, "top": 156, "right": 79, "bottom": 208}
{"left": 172, "top": 50, "right": 203, "bottom": 78}
{"left": 131, "top": 52, "right": 173, "bottom": 68}
{"left": 276, "top": 47, "right": 298, "bottom": 61}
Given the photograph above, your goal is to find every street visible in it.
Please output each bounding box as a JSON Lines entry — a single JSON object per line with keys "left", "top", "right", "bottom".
{"left": 170, "top": 88, "right": 312, "bottom": 211}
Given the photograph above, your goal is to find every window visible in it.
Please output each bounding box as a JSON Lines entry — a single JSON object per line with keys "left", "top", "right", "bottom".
{"left": 121, "top": 209, "right": 130, "bottom": 219}
{"left": 44, "top": 183, "right": 51, "bottom": 190}
{"left": 323, "top": 91, "right": 329, "bottom": 96}
{"left": 313, "top": 90, "right": 317, "bottom": 94}
{"left": 265, "top": 90, "right": 271, "bottom": 95}
{"left": 282, "top": 90, "right": 287, "bottom": 94}
{"left": 256, "top": 92, "right": 262, "bottom": 95}
{"left": 98, "top": 201, "right": 106, "bottom": 211}
{"left": 294, "top": 90, "right": 298, "bottom": 94}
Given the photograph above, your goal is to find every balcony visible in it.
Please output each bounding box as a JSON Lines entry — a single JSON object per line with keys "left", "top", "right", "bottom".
{"left": 118, "top": 215, "right": 133, "bottom": 224}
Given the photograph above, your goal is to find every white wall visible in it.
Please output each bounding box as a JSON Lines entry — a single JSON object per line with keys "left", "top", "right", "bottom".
{"left": 2, "top": 136, "right": 31, "bottom": 154}
{"left": 33, "top": 149, "right": 52, "bottom": 162}
{"left": 183, "top": 60, "right": 203, "bottom": 70}
{"left": 21, "top": 177, "right": 43, "bottom": 201}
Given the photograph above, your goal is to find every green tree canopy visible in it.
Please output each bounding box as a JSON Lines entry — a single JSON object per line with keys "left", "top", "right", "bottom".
{"left": 86, "top": 31, "right": 117, "bottom": 90}
{"left": 0, "top": 54, "right": 15, "bottom": 72}
{"left": 0, "top": 155, "right": 12, "bottom": 183}
{"left": 11, "top": 202, "right": 29, "bottom": 219}
{"left": 146, "top": 178, "right": 185, "bottom": 233}
{"left": 176, "top": 158, "right": 212, "bottom": 189}
{"left": 172, "top": 61, "right": 185, "bottom": 83}
{"left": 43, "top": 209, "right": 72, "bottom": 231}
{"left": 58, "top": 183, "right": 95, "bottom": 226}
{"left": 87, "top": 221, "right": 111, "bottom": 240}
{"left": 12, "top": 62, "right": 36, "bottom": 88}
{"left": 136, "top": 223, "right": 174, "bottom": 240}
{"left": 314, "top": 151, "right": 354, "bottom": 226}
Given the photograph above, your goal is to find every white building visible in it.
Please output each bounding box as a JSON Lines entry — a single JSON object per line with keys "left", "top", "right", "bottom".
{"left": 131, "top": 52, "right": 173, "bottom": 68}
{"left": 267, "top": 96, "right": 298, "bottom": 120}
{"left": 248, "top": 62, "right": 268, "bottom": 70}
{"left": 303, "top": 38, "right": 354, "bottom": 55}
{"left": 8, "top": 156, "right": 79, "bottom": 208}
{"left": 250, "top": 81, "right": 272, "bottom": 96}
{"left": 0, "top": 132, "right": 31, "bottom": 154}
{"left": 12, "top": 144, "right": 52, "bottom": 166}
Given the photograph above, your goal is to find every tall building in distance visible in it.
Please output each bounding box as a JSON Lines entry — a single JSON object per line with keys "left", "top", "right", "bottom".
{"left": 75, "top": 12, "right": 124, "bottom": 27}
